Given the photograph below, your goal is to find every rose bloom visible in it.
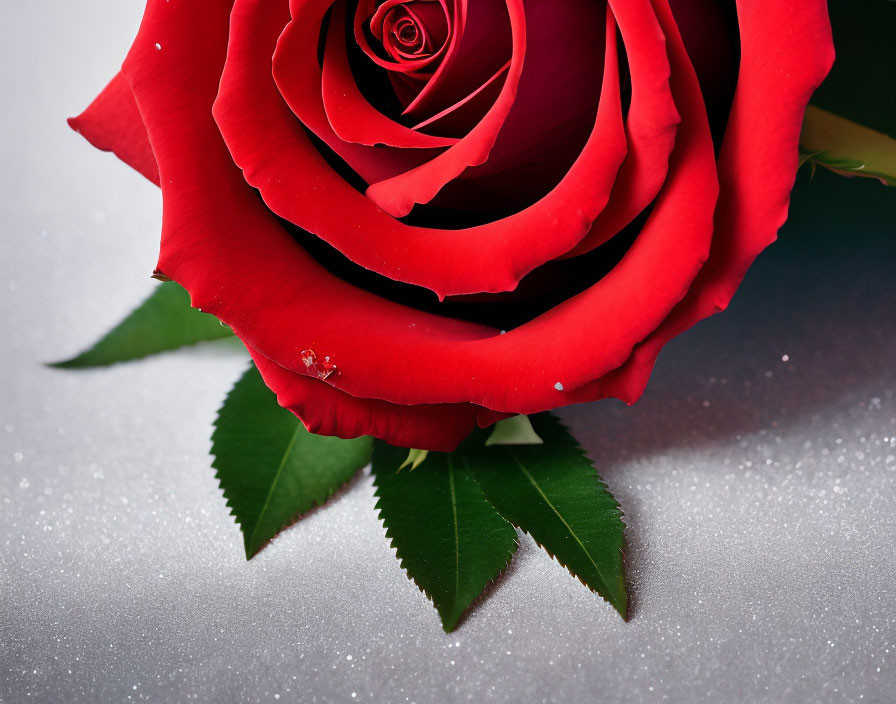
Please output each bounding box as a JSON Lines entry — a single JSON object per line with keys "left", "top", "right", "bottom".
{"left": 71, "top": 0, "right": 833, "bottom": 450}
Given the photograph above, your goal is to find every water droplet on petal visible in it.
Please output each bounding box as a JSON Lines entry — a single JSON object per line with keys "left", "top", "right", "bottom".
{"left": 300, "top": 349, "right": 339, "bottom": 380}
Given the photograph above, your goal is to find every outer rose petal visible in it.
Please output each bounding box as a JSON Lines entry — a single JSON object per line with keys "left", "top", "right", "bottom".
{"left": 565, "top": 0, "right": 835, "bottom": 406}
{"left": 560, "top": 0, "right": 683, "bottom": 259}
{"left": 249, "top": 349, "right": 478, "bottom": 451}
{"left": 68, "top": 72, "right": 160, "bottom": 186}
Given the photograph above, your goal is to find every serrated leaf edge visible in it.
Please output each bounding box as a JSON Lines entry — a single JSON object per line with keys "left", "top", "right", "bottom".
{"left": 211, "top": 439, "right": 360, "bottom": 559}
{"left": 480, "top": 416, "right": 628, "bottom": 618}
{"left": 210, "top": 366, "right": 365, "bottom": 558}
{"left": 371, "top": 462, "right": 519, "bottom": 632}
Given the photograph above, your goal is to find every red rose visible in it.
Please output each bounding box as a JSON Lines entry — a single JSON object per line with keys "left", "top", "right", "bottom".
{"left": 71, "top": 0, "right": 833, "bottom": 450}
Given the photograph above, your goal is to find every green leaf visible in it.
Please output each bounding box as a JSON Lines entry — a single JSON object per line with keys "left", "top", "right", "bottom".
{"left": 800, "top": 105, "right": 896, "bottom": 186}
{"left": 50, "top": 281, "right": 233, "bottom": 368}
{"left": 213, "top": 364, "right": 372, "bottom": 558}
{"left": 485, "top": 414, "right": 544, "bottom": 446}
{"left": 470, "top": 413, "right": 627, "bottom": 618}
{"left": 371, "top": 440, "right": 518, "bottom": 632}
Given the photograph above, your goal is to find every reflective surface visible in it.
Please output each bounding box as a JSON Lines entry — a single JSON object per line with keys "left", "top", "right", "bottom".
{"left": 2, "top": 2, "right": 895, "bottom": 702}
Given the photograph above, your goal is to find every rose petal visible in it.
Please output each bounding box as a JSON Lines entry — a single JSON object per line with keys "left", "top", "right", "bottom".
{"left": 339, "top": 0, "right": 527, "bottom": 217}
{"left": 398, "top": 0, "right": 513, "bottom": 121}
{"left": 409, "top": 60, "right": 510, "bottom": 136}
{"left": 68, "top": 72, "right": 160, "bottom": 186}
{"left": 560, "top": 0, "right": 683, "bottom": 259}
{"left": 321, "top": 0, "right": 458, "bottom": 149}
{"left": 271, "top": 0, "right": 439, "bottom": 185}
{"left": 568, "top": 0, "right": 835, "bottom": 406}
{"left": 425, "top": 0, "right": 609, "bottom": 212}
{"left": 250, "top": 348, "right": 478, "bottom": 451}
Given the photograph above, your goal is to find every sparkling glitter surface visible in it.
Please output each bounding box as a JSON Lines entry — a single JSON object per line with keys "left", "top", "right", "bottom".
{"left": 2, "top": 2, "right": 896, "bottom": 702}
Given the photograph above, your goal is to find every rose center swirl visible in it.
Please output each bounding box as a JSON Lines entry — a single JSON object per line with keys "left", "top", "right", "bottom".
{"left": 357, "top": 0, "right": 452, "bottom": 71}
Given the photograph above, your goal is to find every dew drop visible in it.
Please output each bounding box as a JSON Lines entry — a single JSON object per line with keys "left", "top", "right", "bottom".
{"left": 300, "top": 349, "right": 338, "bottom": 380}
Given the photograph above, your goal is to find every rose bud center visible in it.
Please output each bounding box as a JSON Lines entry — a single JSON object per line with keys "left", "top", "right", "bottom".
{"left": 394, "top": 20, "right": 420, "bottom": 48}
{"left": 370, "top": 1, "right": 451, "bottom": 62}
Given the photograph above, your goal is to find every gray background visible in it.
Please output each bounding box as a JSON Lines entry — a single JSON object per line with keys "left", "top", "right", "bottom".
{"left": 2, "top": 2, "right": 895, "bottom": 702}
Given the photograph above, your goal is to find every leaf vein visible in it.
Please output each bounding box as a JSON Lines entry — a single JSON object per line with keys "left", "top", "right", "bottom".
{"left": 447, "top": 455, "right": 460, "bottom": 608}
{"left": 248, "top": 426, "right": 302, "bottom": 548}
{"left": 506, "top": 448, "right": 613, "bottom": 596}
